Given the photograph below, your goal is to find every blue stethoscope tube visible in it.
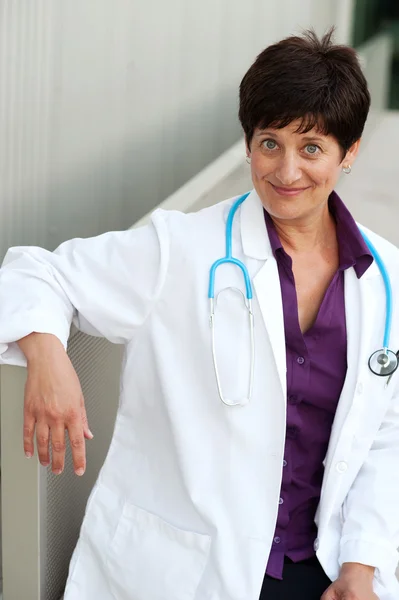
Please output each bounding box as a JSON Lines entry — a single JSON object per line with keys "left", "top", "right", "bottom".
{"left": 208, "top": 191, "right": 253, "bottom": 300}
{"left": 359, "top": 230, "right": 392, "bottom": 349}
{"left": 208, "top": 193, "right": 398, "bottom": 405}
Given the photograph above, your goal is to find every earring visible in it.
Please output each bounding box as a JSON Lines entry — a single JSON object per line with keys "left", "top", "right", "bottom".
{"left": 343, "top": 165, "right": 352, "bottom": 174}
{"left": 246, "top": 156, "right": 251, "bottom": 164}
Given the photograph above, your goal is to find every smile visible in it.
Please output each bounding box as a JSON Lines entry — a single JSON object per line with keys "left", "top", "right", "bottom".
{"left": 270, "top": 184, "right": 310, "bottom": 197}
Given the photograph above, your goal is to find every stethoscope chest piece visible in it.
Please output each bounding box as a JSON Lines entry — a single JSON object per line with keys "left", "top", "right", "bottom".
{"left": 368, "top": 349, "right": 399, "bottom": 377}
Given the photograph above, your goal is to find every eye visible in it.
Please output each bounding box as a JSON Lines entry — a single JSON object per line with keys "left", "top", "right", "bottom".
{"left": 262, "top": 139, "right": 278, "bottom": 151}
{"left": 305, "top": 144, "right": 320, "bottom": 155}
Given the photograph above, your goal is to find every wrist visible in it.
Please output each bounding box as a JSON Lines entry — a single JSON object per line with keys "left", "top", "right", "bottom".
{"left": 17, "top": 332, "right": 65, "bottom": 363}
{"left": 340, "top": 562, "right": 375, "bottom": 581}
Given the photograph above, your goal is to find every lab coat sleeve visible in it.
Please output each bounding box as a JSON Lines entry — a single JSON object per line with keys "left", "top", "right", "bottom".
{"left": 339, "top": 386, "right": 399, "bottom": 578}
{"left": 0, "top": 210, "right": 169, "bottom": 366}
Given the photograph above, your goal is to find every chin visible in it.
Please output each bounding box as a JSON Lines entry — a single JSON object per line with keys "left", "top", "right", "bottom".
{"left": 258, "top": 186, "right": 323, "bottom": 220}
{"left": 268, "top": 205, "right": 306, "bottom": 221}
{"left": 260, "top": 193, "right": 306, "bottom": 219}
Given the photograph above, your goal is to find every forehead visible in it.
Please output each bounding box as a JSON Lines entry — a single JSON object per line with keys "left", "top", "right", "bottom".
{"left": 255, "top": 118, "right": 333, "bottom": 142}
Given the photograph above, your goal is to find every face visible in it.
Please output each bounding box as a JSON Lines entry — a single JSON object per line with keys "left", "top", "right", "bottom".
{"left": 247, "top": 120, "right": 360, "bottom": 223}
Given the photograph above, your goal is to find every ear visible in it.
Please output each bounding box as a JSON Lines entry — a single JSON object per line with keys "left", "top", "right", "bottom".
{"left": 342, "top": 138, "right": 361, "bottom": 167}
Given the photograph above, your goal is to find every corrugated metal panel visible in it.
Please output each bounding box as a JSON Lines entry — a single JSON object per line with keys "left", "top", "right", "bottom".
{"left": 0, "top": 1, "right": 54, "bottom": 254}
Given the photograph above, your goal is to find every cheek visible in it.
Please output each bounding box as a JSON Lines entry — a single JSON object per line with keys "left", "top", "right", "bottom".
{"left": 251, "top": 154, "right": 272, "bottom": 175}
{"left": 304, "top": 160, "right": 342, "bottom": 188}
{"left": 314, "top": 165, "right": 341, "bottom": 187}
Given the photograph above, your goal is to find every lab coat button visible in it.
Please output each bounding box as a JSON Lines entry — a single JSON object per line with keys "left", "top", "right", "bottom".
{"left": 336, "top": 461, "right": 348, "bottom": 473}
{"left": 356, "top": 382, "right": 363, "bottom": 395}
{"left": 314, "top": 538, "right": 320, "bottom": 551}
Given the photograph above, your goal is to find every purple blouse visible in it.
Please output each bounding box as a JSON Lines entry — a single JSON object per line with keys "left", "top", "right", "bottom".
{"left": 264, "top": 191, "right": 373, "bottom": 579}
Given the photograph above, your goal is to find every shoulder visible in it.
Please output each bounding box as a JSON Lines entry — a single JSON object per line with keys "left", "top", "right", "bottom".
{"left": 151, "top": 195, "right": 240, "bottom": 240}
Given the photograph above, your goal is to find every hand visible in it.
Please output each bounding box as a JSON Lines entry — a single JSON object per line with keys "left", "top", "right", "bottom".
{"left": 18, "top": 333, "right": 93, "bottom": 476}
{"left": 321, "top": 563, "right": 378, "bottom": 600}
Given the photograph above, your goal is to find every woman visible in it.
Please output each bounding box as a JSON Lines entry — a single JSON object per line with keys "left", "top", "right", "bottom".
{"left": 0, "top": 29, "right": 398, "bottom": 600}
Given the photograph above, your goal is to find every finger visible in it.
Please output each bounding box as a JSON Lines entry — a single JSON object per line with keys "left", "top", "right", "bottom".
{"left": 320, "top": 584, "right": 334, "bottom": 600}
{"left": 23, "top": 411, "right": 36, "bottom": 458}
{"left": 320, "top": 588, "right": 335, "bottom": 600}
{"left": 67, "top": 419, "right": 86, "bottom": 476}
{"left": 51, "top": 423, "right": 66, "bottom": 475}
{"left": 80, "top": 397, "right": 93, "bottom": 440}
{"left": 36, "top": 422, "right": 50, "bottom": 466}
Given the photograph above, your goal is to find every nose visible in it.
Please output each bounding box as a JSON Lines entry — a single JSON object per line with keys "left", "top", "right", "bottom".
{"left": 274, "top": 153, "right": 302, "bottom": 186}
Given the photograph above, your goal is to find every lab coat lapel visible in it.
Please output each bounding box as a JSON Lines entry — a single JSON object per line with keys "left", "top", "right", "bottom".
{"left": 319, "top": 263, "right": 379, "bottom": 523}
{"left": 240, "top": 190, "right": 287, "bottom": 398}
{"left": 252, "top": 261, "right": 287, "bottom": 399}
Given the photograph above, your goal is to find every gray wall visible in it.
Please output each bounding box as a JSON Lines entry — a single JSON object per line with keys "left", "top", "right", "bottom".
{"left": 0, "top": 0, "right": 342, "bottom": 258}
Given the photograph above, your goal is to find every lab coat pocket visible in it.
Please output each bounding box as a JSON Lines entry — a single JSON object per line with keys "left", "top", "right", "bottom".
{"left": 351, "top": 371, "right": 392, "bottom": 443}
{"left": 106, "top": 502, "right": 211, "bottom": 600}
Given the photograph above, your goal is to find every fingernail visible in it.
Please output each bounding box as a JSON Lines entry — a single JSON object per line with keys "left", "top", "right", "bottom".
{"left": 88, "top": 430, "right": 94, "bottom": 439}
{"left": 25, "top": 452, "right": 32, "bottom": 459}
{"left": 53, "top": 469, "right": 62, "bottom": 476}
{"left": 75, "top": 468, "right": 85, "bottom": 476}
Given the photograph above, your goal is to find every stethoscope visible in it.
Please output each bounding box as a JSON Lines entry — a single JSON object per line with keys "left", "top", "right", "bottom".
{"left": 209, "top": 192, "right": 398, "bottom": 406}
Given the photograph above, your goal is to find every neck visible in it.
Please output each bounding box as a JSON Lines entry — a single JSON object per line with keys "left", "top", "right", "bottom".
{"left": 271, "top": 204, "right": 337, "bottom": 254}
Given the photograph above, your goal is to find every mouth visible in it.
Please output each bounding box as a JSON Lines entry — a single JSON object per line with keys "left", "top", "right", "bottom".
{"left": 269, "top": 183, "right": 310, "bottom": 197}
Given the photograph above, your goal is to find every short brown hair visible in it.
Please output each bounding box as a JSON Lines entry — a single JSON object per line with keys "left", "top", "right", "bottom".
{"left": 239, "top": 28, "right": 370, "bottom": 155}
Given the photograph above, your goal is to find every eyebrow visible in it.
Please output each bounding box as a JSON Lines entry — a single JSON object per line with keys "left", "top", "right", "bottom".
{"left": 255, "top": 130, "right": 278, "bottom": 138}
{"left": 256, "top": 131, "right": 326, "bottom": 143}
{"left": 301, "top": 136, "right": 326, "bottom": 144}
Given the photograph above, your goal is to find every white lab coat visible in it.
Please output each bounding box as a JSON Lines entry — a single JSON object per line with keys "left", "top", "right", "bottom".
{"left": 1, "top": 189, "right": 399, "bottom": 600}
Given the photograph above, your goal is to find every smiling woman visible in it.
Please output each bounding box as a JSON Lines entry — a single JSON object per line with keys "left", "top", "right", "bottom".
{"left": 248, "top": 121, "right": 359, "bottom": 224}
{"left": 240, "top": 28, "right": 369, "bottom": 227}
{"left": 240, "top": 29, "right": 372, "bottom": 339}
{"left": 236, "top": 29, "right": 390, "bottom": 599}
{"left": 0, "top": 27, "right": 398, "bottom": 600}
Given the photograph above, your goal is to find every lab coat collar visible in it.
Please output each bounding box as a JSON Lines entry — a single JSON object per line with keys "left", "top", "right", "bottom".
{"left": 240, "top": 188, "right": 380, "bottom": 281}
{"left": 240, "top": 189, "right": 273, "bottom": 259}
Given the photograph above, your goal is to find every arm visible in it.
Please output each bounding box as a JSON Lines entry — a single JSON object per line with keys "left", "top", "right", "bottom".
{"left": 338, "top": 386, "right": 399, "bottom": 577}
{"left": 18, "top": 332, "right": 91, "bottom": 476}
{"left": 0, "top": 210, "right": 169, "bottom": 362}
{"left": 0, "top": 211, "right": 169, "bottom": 474}
{"left": 322, "top": 384, "right": 399, "bottom": 599}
